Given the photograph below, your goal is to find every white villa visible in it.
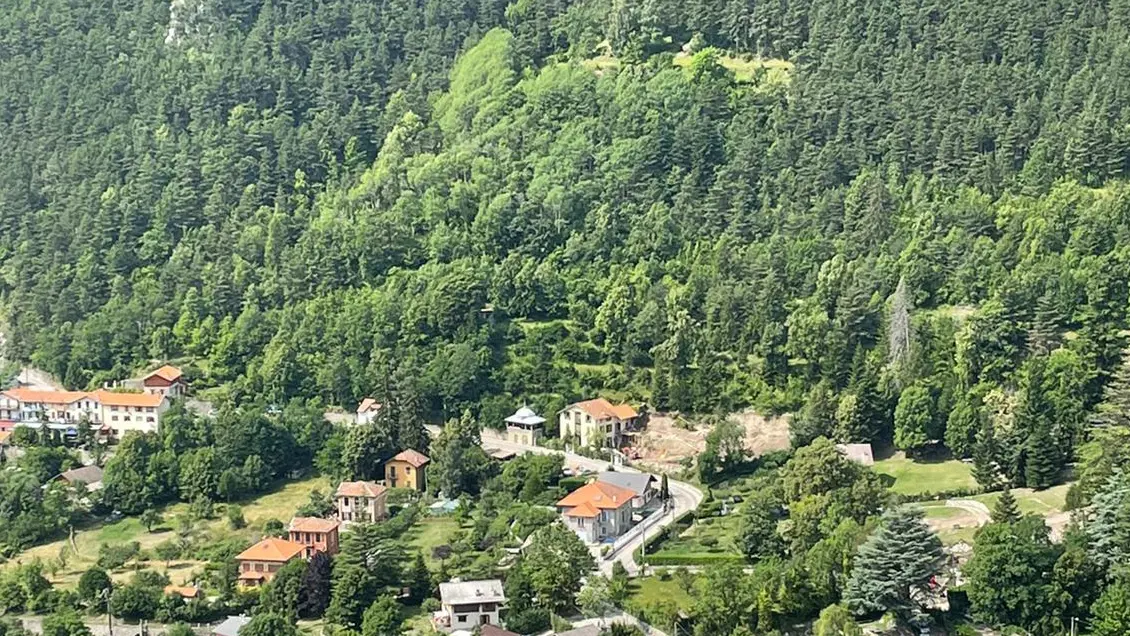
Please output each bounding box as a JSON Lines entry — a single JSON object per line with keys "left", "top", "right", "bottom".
{"left": 436, "top": 579, "right": 506, "bottom": 631}
{"left": 558, "top": 398, "right": 639, "bottom": 448}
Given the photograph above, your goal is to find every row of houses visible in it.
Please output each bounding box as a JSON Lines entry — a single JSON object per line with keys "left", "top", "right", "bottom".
{"left": 0, "top": 366, "right": 187, "bottom": 436}
{"left": 355, "top": 397, "right": 641, "bottom": 450}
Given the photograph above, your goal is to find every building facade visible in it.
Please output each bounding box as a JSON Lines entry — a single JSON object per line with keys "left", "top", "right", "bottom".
{"left": 0, "top": 387, "right": 167, "bottom": 436}
{"left": 556, "top": 481, "right": 636, "bottom": 543}
{"left": 142, "top": 365, "right": 188, "bottom": 398}
{"left": 437, "top": 580, "right": 506, "bottom": 630}
{"left": 558, "top": 399, "right": 639, "bottom": 448}
{"left": 335, "top": 481, "right": 389, "bottom": 523}
{"left": 504, "top": 407, "right": 545, "bottom": 446}
{"left": 288, "top": 517, "right": 340, "bottom": 557}
{"left": 235, "top": 537, "right": 305, "bottom": 587}
{"left": 385, "top": 449, "right": 429, "bottom": 491}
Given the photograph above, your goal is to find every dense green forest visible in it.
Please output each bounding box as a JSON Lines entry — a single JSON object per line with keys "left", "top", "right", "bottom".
{"left": 6, "top": 0, "right": 1130, "bottom": 633}
{"left": 6, "top": 0, "right": 1130, "bottom": 464}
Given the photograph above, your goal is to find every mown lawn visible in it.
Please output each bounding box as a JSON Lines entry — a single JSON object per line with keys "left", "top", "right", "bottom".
{"left": 627, "top": 576, "right": 696, "bottom": 611}
{"left": 972, "top": 484, "right": 1070, "bottom": 515}
{"left": 403, "top": 516, "right": 464, "bottom": 565}
{"left": 872, "top": 453, "right": 977, "bottom": 496}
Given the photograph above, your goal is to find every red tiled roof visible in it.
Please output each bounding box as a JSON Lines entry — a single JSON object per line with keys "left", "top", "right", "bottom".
{"left": 2, "top": 388, "right": 88, "bottom": 404}
{"left": 390, "top": 449, "right": 430, "bottom": 468}
{"left": 235, "top": 537, "right": 306, "bottom": 563}
{"left": 335, "top": 480, "right": 388, "bottom": 498}
{"left": 145, "top": 365, "right": 183, "bottom": 383}
{"left": 357, "top": 397, "right": 382, "bottom": 413}
{"left": 91, "top": 389, "right": 166, "bottom": 408}
{"left": 557, "top": 481, "right": 635, "bottom": 511}
{"left": 289, "top": 517, "right": 340, "bottom": 533}
{"left": 564, "top": 501, "right": 600, "bottom": 518}
{"left": 164, "top": 585, "right": 201, "bottom": 599}
{"left": 570, "top": 398, "right": 638, "bottom": 421}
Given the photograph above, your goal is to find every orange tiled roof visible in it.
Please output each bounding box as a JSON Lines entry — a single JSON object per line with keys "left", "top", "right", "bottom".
{"left": 390, "top": 449, "right": 430, "bottom": 468}
{"left": 164, "top": 585, "right": 201, "bottom": 598}
{"left": 335, "top": 480, "right": 388, "bottom": 498}
{"left": 289, "top": 517, "right": 340, "bottom": 533}
{"left": 146, "top": 365, "right": 183, "bottom": 383}
{"left": 557, "top": 481, "right": 635, "bottom": 511}
{"left": 235, "top": 537, "right": 306, "bottom": 563}
{"left": 570, "top": 398, "right": 638, "bottom": 421}
{"left": 357, "top": 397, "right": 381, "bottom": 413}
{"left": 91, "top": 389, "right": 166, "bottom": 408}
{"left": 564, "top": 501, "right": 601, "bottom": 518}
{"left": 2, "top": 388, "right": 88, "bottom": 405}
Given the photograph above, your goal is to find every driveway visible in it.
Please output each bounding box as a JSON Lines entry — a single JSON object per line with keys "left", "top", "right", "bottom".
{"left": 471, "top": 433, "right": 704, "bottom": 576}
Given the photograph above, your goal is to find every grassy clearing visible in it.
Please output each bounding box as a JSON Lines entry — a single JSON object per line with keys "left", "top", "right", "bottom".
{"left": 872, "top": 454, "right": 977, "bottom": 496}
{"left": 972, "top": 485, "right": 1070, "bottom": 515}
{"left": 672, "top": 52, "right": 793, "bottom": 84}
{"left": 581, "top": 51, "right": 793, "bottom": 85}
{"left": 627, "top": 576, "right": 696, "bottom": 611}
{"left": 7, "top": 475, "right": 331, "bottom": 588}
{"left": 403, "top": 517, "right": 464, "bottom": 566}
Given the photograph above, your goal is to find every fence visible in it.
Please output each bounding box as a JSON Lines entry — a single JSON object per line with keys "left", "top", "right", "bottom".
{"left": 604, "top": 500, "right": 672, "bottom": 558}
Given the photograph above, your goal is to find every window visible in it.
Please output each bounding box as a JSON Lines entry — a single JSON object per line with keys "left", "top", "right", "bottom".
{"left": 111, "top": 406, "right": 119, "bottom": 412}
{"left": 147, "top": 417, "right": 154, "bottom": 423}
{"left": 111, "top": 416, "right": 118, "bottom": 421}
{"left": 255, "top": 563, "right": 264, "bottom": 572}
{"left": 457, "top": 616, "right": 467, "bottom": 624}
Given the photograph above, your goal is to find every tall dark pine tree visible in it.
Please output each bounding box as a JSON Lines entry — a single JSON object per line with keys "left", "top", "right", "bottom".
{"left": 1025, "top": 420, "right": 1060, "bottom": 490}
{"left": 991, "top": 489, "right": 1020, "bottom": 525}
{"left": 1092, "top": 348, "right": 1130, "bottom": 429}
{"left": 298, "top": 551, "right": 333, "bottom": 619}
{"left": 972, "top": 423, "right": 1004, "bottom": 490}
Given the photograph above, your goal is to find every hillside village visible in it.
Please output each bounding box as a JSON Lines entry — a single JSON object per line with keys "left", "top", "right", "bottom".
{"left": 8, "top": 0, "right": 1130, "bottom": 633}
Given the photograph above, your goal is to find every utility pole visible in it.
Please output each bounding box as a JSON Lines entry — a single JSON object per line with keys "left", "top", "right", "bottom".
{"left": 1070, "top": 616, "right": 1078, "bottom": 636}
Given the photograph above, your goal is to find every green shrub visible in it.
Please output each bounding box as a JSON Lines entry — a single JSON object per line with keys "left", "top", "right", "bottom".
{"left": 645, "top": 553, "right": 745, "bottom": 566}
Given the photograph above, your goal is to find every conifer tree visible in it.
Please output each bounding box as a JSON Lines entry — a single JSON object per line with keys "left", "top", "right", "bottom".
{"left": 1025, "top": 421, "right": 1060, "bottom": 490}
{"left": 991, "top": 489, "right": 1020, "bottom": 525}
{"left": 1092, "top": 348, "right": 1130, "bottom": 430}
{"left": 972, "top": 423, "right": 1003, "bottom": 490}
{"left": 844, "top": 506, "right": 944, "bottom": 617}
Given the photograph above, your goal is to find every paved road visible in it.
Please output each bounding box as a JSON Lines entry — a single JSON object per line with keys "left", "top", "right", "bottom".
{"left": 474, "top": 433, "right": 704, "bottom": 576}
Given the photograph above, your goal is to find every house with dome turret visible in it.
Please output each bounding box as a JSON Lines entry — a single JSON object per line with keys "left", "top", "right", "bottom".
{"left": 504, "top": 406, "right": 545, "bottom": 446}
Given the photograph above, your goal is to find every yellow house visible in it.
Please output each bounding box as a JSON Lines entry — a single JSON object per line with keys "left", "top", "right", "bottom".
{"left": 385, "top": 449, "right": 430, "bottom": 491}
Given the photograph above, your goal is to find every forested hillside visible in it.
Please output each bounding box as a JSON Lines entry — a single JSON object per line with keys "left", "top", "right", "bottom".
{"left": 4, "top": 0, "right": 1130, "bottom": 476}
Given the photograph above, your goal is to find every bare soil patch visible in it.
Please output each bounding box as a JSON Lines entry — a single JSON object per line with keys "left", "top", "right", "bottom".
{"left": 633, "top": 409, "right": 791, "bottom": 473}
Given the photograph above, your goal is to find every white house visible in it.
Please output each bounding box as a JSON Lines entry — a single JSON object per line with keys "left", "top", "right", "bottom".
{"left": 558, "top": 398, "right": 638, "bottom": 448}
{"left": 0, "top": 387, "right": 167, "bottom": 436}
{"left": 595, "top": 471, "right": 657, "bottom": 510}
{"left": 436, "top": 579, "right": 506, "bottom": 631}
{"left": 93, "top": 390, "right": 168, "bottom": 436}
{"left": 356, "top": 398, "right": 382, "bottom": 425}
{"left": 504, "top": 406, "right": 545, "bottom": 446}
{"left": 556, "top": 481, "right": 636, "bottom": 543}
